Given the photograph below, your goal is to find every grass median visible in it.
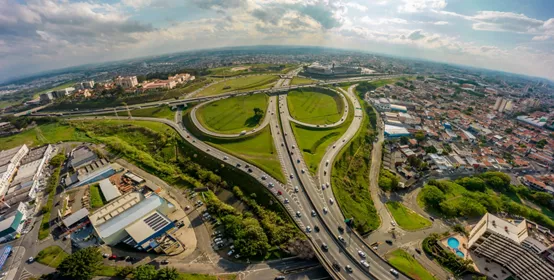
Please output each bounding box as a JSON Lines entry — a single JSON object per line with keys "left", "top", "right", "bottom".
{"left": 387, "top": 249, "right": 437, "bottom": 280}
{"left": 196, "top": 93, "right": 268, "bottom": 134}
{"left": 386, "top": 201, "right": 432, "bottom": 230}
{"left": 287, "top": 87, "right": 344, "bottom": 125}
{"left": 196, "top": 75, "right": 279, "bottom": 97}
{"left": 36, "top": 246, "right": 69, "bottom": 268}
{"left": 290, "top": 77, "right": 317, "bottom": 85}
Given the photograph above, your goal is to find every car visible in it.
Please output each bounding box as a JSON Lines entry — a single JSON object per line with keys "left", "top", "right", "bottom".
{"left": 321, "top": 184, "right": 325, "bottom": 190}
{"left": 323, "top": 170, "right": 326, "bottom": 175}
{"left": 206, "top": 148, "right": 210, "bottom": 152}
{"left": 326, "top": 182, "right": 329, "bottom": 188}
{"left": 358, "top": 250, "right": 366, "bottom": 258}
{"left": 245, "top": 164, "right": 249, "bottom": 168}
{"left": 338, "top": 226, "right": 344, "bottom": 233}
{"left": 296, "top": 159, "right": 300, "bottom": 163}
{"left": 161, "top": 260, "right": 169, "bottom": 265}
{"left": 311, "top": 210, "right": 317, "bottom": 217}
{"left": 429, "top": 216, "right": 435, "bottom": 221}
{"left": 102, "top": 253, "right": 109, "bottom": 258}
{"left": 332, "top": 145, "right": 336, "bottom": 148}
{"left": 321, "top": 243, "right": 329, "bottom": 251}
{"left": 360, "top": 259, "right": 370, "bottom": 268}
{"left": 223, "top": 156, "right": 228, "bottom": 160}
{"left": 306, "top": 226, "right": 311, "bottom": 233}
{"left": 386, "top": 240, "right": 393, "bottom": 245}
{"left": 294, "top": 186, "right": 299, "bottom": 192}
{"left": 338, "top": 236, "right": 345, "bottom": 243}
{"left": 277, "top": 190, "right": 282, "bottom": 195}
{"left": 390, "top": 268, "right": 399, "bottom": 276}
{"left": 323, "top": 207, "right": 328, "bottom": 214}
{"left": 329, "top": 198, "right": 334, "bottom": 204}
{"left": 301, "top": 169, "right": 305, "bottom": 174}
{"left": 275, "top": 277, "right": 286, "bottom": 280}
{"left": 326, "top": 160, "right": 329, "bottom": 166}
{"left": 236, "top": 163, "right": 241, "bottom": 167}
{"left": 261, "top": 175, "right": 267, "bottom": 180}
{"left": 234, "top": 254, "right": 241, "bottom": 259}
{"left": 345, "top": 265, "right": 353, "bottom": 273}
{"left": 248, "top": 168, "right": 252, "bottom": 173}
{"left": 109, "top": 255, "right": 117, "bottom": 260}
{"left": 227, "top": 250, "right": 235, "bottom": 256}
{"left": 291, "top": 145, "right": 295, "bottom": 149}
{"left": 27, "top": 257, "right": 34, "bottom": 263}
{"left": 296, "top": 211, "right": 301, "bottom": 217}
{"left": 332, "top": 262, "right": 341, "bottom": 271}
{"left": 290, "top": 174, "right": 294, "bottom": 179}
{"left": 415, "top": 248, "right": 422, "bottom": 254}
{"left": 314, "top": 225, "right": 320, "bottom": 232}
{"left": 391, "top": 221, "right": 396, "bottom": 226}
{"left": 268, "top": 182, "right": 274, "bottom": 187}
{"left": 281, "top": 143, "right": 284, "bottom": 147}
{"left": 284, "top": 198, "right": 289, "bottom": 204}
{"left": 214, "top": 238, "right": 222, "bottom": 243}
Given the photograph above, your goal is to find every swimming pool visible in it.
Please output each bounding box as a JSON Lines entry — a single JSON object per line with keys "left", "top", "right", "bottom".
{"left": 456, "top": 250, "right": 465, "bottom": 258}
{"left": 447, "top": 237, "right": 460, "bottom": 249}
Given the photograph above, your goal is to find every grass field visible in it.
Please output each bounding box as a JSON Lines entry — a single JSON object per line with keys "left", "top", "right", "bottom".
{"left": 387, "top": 249, "right": 437, "bottom": 280}
{"left": 290, "top": 77, "right": 317, "bottom": 85}
{"left": 208, "top": 127, "right": 284, "bottom": 183}
{"left": 0, "top": 100, "right": 22, "bottom": 109}
{"left": 36, "top": 246, "right": 69, "bottom": 268}
{"left": 89, "top": 184, "right": 105, "bottom": 209}
{"left": 290, "top": 94, "right": 353, "bottom": 173}
{"left": 0, "top": 122, "right": 92, "bottom": 150}
{"left": 208, "top": 64, "right": 296, "bottom": 77}
{"left": 197, "top": 94, "right": 268, "bottom": 134}
{"left": 196, "top": 75, "right": 279, "bottom": 97}
{"left": 287, "top": 88, "right": 343, "bottom": 125}
{"left": 129, "top": 105, "right": 175, "bottom": 120}
{"left": 386, "top": 201, "right": 432, "bottom": 230}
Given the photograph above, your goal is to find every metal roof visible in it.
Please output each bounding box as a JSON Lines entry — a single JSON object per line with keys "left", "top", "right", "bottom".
{"left": 98, "top": 179, "right": 121, "bottom": 202}
{"left": 62, "top": 208, "right": 90, "bottom": 228}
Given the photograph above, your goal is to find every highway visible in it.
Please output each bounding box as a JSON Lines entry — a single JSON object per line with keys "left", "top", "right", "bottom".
{"left": 59, "top": 73, "right": 412, "bottom": 280}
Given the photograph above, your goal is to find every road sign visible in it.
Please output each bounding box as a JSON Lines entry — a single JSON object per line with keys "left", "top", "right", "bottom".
{"left": 0, "top": 245, "right": 13, "bottom": 271}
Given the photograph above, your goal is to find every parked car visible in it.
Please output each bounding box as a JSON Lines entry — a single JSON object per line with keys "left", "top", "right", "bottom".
{"left": 108, "top": 255, "right": 117, "bottom": 260}
{"left": 161, "top": 260, "right": 169, "bottom": 265}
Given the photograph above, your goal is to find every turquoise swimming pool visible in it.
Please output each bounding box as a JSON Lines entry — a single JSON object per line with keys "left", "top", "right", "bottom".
{"left": 456, "top": 250, "right": 464, "bottom": 257}
{"left": 447, "top": 237, "right": 460, "bottom": 249}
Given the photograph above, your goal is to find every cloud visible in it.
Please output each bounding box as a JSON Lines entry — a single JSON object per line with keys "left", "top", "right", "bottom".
{"left": 532, "top": 35, "right": 551, "bottom": 41}
{"left": 360, "top": 16, "right": 408, "bottom": 25}
{"left": 345, "top": 2, "right": 368, "bottom": 12}
{"left": 470, "top": 11, "right": 543, "bottom": 33}
{"left": 398, "top": 0, "right": 447, "bottom": 13}
{"left": 192, "top": 0, "right": 249, "bottom": 10}
{"left": 433, "top": 21, "right": 449, "bottom": 25}
{"left": 407, "top": 30, "right": 425, "bottom": 40}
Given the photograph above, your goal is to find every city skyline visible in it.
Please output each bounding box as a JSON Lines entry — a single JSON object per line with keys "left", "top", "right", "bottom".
{"left": 1, "top": 0, "right": 553, "bottom": 82}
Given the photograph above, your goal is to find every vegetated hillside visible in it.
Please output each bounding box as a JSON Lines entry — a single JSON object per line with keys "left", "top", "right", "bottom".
{"left": 331, "top": 95, "right": 379, "bottom": 234}
{"left": 419, "top": 172, "right": 554, "bottom": 230}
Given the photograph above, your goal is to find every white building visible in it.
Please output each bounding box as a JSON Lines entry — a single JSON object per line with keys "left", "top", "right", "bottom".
{"left": 115, "top": 76, "right": 138, "bottom": 89}
{"left": 468, "top": 213, "right": 554, "bottom": 280}
{"left": 0, "top": 145, "right": 29, "bottom": 197}
{"left": 429, "top": 153, "right": 453, "bottom": 170}
{"left": 0, "top": 203, "right": 29, "bottom": 242}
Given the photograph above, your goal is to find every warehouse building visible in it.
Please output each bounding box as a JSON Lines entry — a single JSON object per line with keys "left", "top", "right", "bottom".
{"left": 89, "top": 191, "right": 175, "bottom": 251}
{"left": 384, "top": 124, "right": 411, "bottom": 138}
{"left": 98, "top": 179, "right": 121, "bottom": 202}
{"left": 64, "top": 158, "right": 116, "bottom": 188}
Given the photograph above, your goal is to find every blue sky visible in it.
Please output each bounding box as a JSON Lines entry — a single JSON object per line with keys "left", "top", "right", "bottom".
{"left": 1, "top": 0, "right": 553, "bottom": 81}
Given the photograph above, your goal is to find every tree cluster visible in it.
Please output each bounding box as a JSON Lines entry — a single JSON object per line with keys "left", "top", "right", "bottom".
{"left": 120, "top": 265, "right": 180, "bottom": 280}
{"left": 378, "top": 169, "right": 399, "bottom": 191}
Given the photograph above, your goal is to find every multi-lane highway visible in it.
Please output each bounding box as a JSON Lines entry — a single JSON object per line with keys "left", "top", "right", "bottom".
{"left": 58, "top": 72, "right": 413, "bottom": 280}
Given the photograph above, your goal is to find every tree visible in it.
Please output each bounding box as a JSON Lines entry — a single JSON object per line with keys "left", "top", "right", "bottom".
{"left": 133, "top": 265, "right": 157, "bottom": 280}
{"left": 421, "top": 185, "right": 446, "bottom": 209}
{"left": 156, "top": 267, "right": 180, "bottom": 280}
{"left": 49, "top": 153, "right": 66, "bottom": 167}
{"left": 456, "top": 177, "right": 486, "bottom": 192}
{"left": 400, "top": 136, "right": 409, "bottom": 145}
{"left": 56, "top": 247, "right": 102, "bottom": 280}
{"left": 414, "top": 131, "right": 425, "bottom": 141}
{"left": 505, "top": 128, "right": 513, "bottom": 134}
{"left": 536, "top": 139, "right": 547, "bottom": 149}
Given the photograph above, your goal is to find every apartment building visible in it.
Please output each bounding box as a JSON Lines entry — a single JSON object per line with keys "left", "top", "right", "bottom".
{"left": 0, "top": 145, "right": 29, "bottom": 197}
{"left": 114, "top": 76, "right": 138, "bottom": 89}
{"left": 468, "top": 213, "right": 554, "bottom": 280}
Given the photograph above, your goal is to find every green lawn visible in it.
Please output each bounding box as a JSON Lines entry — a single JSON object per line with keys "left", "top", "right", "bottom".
{"left": 387, "top": 249, "right": 437, "bottom": 280}
{"left": 89, "top": 184, "right": 105, "bottom": 209}
{"left": 208, "top": 64, "right": 296, "bottom": 77}
{"left": 208, "top": 127, "right": 285, "bottom": 183}
{"left": 290, "top": 77, "right": 317, "bottom": 85}
{"left": 386, "top": 201, "right": 432, "bottom": 230}
{"left": 0, "top": 122, "right": 92, "bottom": 150}
{"left": 129, "top": 105, "right": 175, "bottom": 120}
{"left": 197, "top": 75, "right": 279, "bottom": 97}
{"left": 287, "top": 88, "right": 344, "bottom": 125}
{"left": 0, "top": 99, "right": 23, "bottom": 109}
{"left": 290, "top": 94, "right": 353, "bottom": 173}
{"left": 197, "top": 94, "right": 268, "bottom": 134}
{"left": 36, "top": 246, "right": 69, "bottom": 268}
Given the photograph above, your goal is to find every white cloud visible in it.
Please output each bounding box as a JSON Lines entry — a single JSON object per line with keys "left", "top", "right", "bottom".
{"left": 532, "top": 35, "right": 551, "bottom": 41}
{"left": 345, "top": 2, "right": 368, "bottom": 12}
{"left": 360, "top": 16, "right": 408, "bottom": 25}
{"left": 398, "top": 0, "right": 447, "bottom": 13}
{"left": 433, "top": 21, "right": 448, "bottom": 25}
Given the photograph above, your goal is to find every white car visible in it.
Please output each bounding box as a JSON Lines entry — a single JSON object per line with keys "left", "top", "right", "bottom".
{"left": 306, "top": 226, "right": 312, "bottom": 233}
{"left": 360, "top": 260, "right": 370, "bottom": 268}
{"left": 311, "top": 210, "right": 317, "bottom": 217}
{"left": 296, "top": 211, "right": 301, "bottom": 217}
{"left": 338, "top": 236, "right": 345, "bottom": 243}
{"left": 227, "top": 250, "right": 235, "bottom": 256}
{"left": 284, "top": 198, "right": 289, "bottom": 204}
{"left": 301, "top": 169, "right": 305, "bottom": 174}
{"left": 321, "top": 184, "right": 325, "bottom": 190}
{"left": 323, "top": 207, "right": 328, "bottom": 214}
{"left": 223, "top": 156, "right": 228, "bottom": 160}
{"left": 235, "top": 254, "right": 241, "bottom": 259}
{"left": 358, "top": 250, "right": 366, "bottom": 258}
{"left": 390, "top": 269, "right": 399, "bottom": 276}
{"left": 329, "top": 198, "right": 334, "bottom": 204}
{"left": 294, "top": 186, "right": 299, "bottom": 192}
{"left": 391, "top": 221, "right": 396, "bottom": 226}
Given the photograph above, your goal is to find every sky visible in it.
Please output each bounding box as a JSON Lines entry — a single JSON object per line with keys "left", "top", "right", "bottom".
{"left": 1, "top": 0, "right": 554, "bottom": 82}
